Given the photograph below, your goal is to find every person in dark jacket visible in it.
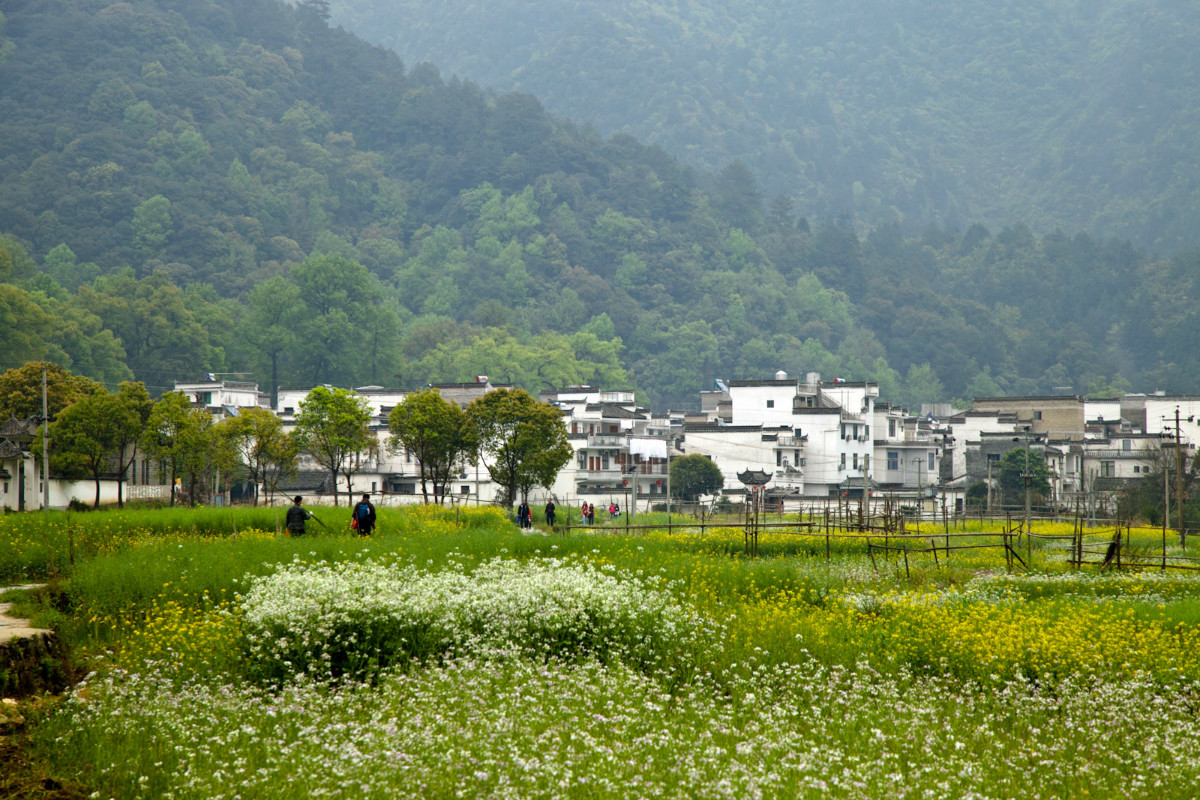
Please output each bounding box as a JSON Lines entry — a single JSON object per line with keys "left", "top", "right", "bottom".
{"left": 286, "top": 495, "right": 312, "bottom": 536}
{"left": 544, "top": 499, "right": 557, "bottom": 528}
{"left": 352, "top": 493, "right": 376, "bottom": 536}
{"left": 517, "top": 501, "right": 531, "bottom": 529}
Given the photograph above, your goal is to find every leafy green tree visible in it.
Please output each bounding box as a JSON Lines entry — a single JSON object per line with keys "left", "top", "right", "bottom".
{"left": 239, "top": 277, "right": 302, "bottom": 406}
{"left": 51, "top": 390, "right": 140, "bottom": 508}
{"left": 0, "top": 285, "right": 55, "bottom": 367}
{"left": 997, "top": 447, "right": 1052, "bottom": 507}
{"left": 0, "top": 362, "right": 101, "bottom": 421}
{"left": 670, "top": 454, "right": 724, "bottom": 502}
{"left": 468, "top": 388, "right": 571, "bottom": 506}
{"left": 112, "top": 381, "right": 153, "bottom": 508}
{"left": 132, "top": 195, "right": 172, "bottom": 268}
{"left": 87, "top": 77, "right": 135, "bottom": 120}
{"left": 387, "top": 388, "right": 477, "bottom": 505}
{"left": 177, "top": 407, "right": 237, "bottom": 507}
{"left": 290, "top": 253, "right": 378, "bottom": 384}
{"left": 293, "top": 386, "right": 374, "bottom": 506}
{"left": 141, "top": 392, "right": 202, "bottom": 507}
{"left": 900, "top": 363, "right": 946, "bottom": 412}
{"left": 78, "top": 272, "right": 217, "bottom": 382}
{"left": 218, "top": 406, "right": 298, "bottom": 506}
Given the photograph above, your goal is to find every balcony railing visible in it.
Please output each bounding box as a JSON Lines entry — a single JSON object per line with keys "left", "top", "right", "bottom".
{"left": 586, "top": 434, "right": 627, "bottom": 448}
{"left": 581, "top": 466, "right": 624, "bottom": 477}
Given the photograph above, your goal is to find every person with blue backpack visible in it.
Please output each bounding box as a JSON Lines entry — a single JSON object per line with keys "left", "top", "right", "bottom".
{"left": 351, "top": 493, "right": 376, "bottom": 536}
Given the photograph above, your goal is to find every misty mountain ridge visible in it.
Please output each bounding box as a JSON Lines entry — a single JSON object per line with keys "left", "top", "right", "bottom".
{"left": 324, "top": 0, "right": 1200, "bottom": 253}
{"left": 0, "top": 0, "right": 1197, "bottom": 412}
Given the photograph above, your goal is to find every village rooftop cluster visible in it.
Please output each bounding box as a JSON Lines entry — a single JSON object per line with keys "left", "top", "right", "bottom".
{"left": 2, "top": 370, "right": 1196, "bottom": 515}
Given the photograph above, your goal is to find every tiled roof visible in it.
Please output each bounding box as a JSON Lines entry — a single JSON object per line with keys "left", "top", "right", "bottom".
{"left": 275, "top": 471, "right": 332, "bottom": 492}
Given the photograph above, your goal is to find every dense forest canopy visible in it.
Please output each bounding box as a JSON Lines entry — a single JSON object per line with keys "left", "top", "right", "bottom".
{"left": 0, "top": 0, "right": 1196, "bottom": 412}
{"left": 323, "top": 0, "right": 1200, "bottom": 253}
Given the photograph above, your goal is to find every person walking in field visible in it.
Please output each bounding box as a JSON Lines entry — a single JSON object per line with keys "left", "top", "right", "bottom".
{"left": 286, "top": 495, "right": 313, "bottom": 536}
{"left": 352, "top": 493, "right": 376, "bottom": 536}
{"left": 545, "top": 499, "right": 556, "bottom": 527}
{"left": 587, "top": 503, "right": 596, "bottom": 526}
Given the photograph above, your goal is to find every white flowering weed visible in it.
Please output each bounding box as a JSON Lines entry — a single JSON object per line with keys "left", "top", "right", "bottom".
{"left": 41, "top": 657, "right": 1200, "bottom": 800}
{"left": 239, "top": 556, "right": 697, "bottom": 681}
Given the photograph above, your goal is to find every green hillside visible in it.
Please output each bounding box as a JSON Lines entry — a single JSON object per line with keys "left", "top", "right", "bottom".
{"left": 326, "top": 0, "right": 1200, "bottom": 253}
{"left": 0, "top": 0, "right": 1195, "bottom": 409}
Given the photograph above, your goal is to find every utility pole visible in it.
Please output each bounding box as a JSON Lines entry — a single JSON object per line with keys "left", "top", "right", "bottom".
{"left": 1165, "top": 457, "right": 1170, "bottom": 548}
{"left": 1022, "top": 426, "right": 1032, "bottom": 535}
{"left": 912, "top": 456, "right": 924, "bottom": 529}
{"left": 862, "top": 453, "right": 870, "bottom": 521}
{"left": 665, "top": 433, "right": 672, "bottom": 527}
{"left": 1175, "top": 408, "right": 1186, "bottom": 547}
{"left": 987, "top": 458, "right": 993, "bottom": 515}
{"left": 42, "top": 365, "right": 49, "bottom": 511}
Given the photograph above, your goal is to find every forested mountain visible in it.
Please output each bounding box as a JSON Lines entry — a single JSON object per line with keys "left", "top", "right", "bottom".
{"left": 0, "top": 0, "right": 1196, "bottom": 411}
{"left": 324, "top": 0, "right": 1200, "bottom": 253}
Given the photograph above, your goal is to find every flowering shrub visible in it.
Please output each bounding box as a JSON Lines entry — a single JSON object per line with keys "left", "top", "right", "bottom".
{"left": 238, "top": 556, "right": 697, "bottom": 682}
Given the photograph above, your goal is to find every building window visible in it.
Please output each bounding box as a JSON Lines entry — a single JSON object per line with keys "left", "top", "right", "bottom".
{"left": 1033, "top": 411, "right": 1043, "bottom": 420}
{"left": 1133, "top": 465, "right": 1141, "bottom": 474}
{"left": 578, "top": 452, "right": 587, "bottom": 468}
{"left": 840, "top": 453, "right": 846, "bottom": 469}
{"left": 852, "top": 453, "right": 859, "bottom": 470}
{"left": 776, "top": 450, "right": 782, "bottom": 466}
{"left": 461, "top": 485, "right": 470, "bottom": 494}
{"left": 888, "top": 419, "right": 896, "bottom": 437}
{"left": 987, "top": 453, "right": 1000, "bottom": 463}
{"left": 1101, "top": 461, "right": 1115, "bottom": 478}
{"left": 396, "top": 483, "right": 416, "bottom": 494}
{"left": 766, "top": 399, "right": 775, "bottom": 408}
{"left": 929, "top": 452, "right": 936, "bottom": 471}
{"left": 887, "top": 451, "right": 899, "bottom": 470}
{"left": 1122, "top": 439, "right": 1132, "bottom": 451}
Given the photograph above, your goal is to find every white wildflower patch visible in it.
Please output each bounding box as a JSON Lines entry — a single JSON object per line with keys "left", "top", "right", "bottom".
{"left": 238, "top": 556, "right": 697, "bottom": 681}
{"left": 44, "top": 659, "right": 1200, "bottom": 800}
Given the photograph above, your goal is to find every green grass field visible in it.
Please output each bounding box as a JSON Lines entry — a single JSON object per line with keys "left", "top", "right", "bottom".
{"left": 3, "top": 506, "right": 1200, "bottom": 798}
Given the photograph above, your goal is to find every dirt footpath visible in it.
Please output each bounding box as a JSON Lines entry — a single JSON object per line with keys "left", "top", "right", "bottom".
{"left": 0, "top": 585, "right": 51, "bottom": 644}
